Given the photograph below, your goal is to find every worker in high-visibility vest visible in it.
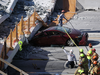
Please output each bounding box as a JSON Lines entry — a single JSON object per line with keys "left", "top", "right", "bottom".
{"left": 79, "top": 49, "right": 87, "bottom": 59}
{"left": 90, "top": 61, "right": 100, "bottom": 75}
{"left": 89, "top": 48, "right": 99, "bottom": 73}
{"left": 74, "top": 63, "right": 86, "bottom": 75}
{"left": 87, "top": 49, "right": 93, "bottom": 70}
{"left": 79, "top": 53, "right": 88, "bottom": 75}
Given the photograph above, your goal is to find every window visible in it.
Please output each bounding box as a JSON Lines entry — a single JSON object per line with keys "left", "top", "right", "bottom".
{"left": 46, "top": 31, "right": 64, "bottom": 36}
{"left": 55, "top": 26, "right": 71, "bottom": 33}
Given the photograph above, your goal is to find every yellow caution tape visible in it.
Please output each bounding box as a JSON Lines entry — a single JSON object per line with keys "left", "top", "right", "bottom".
{"left": 62, "top": 27, "right": 80, "bottom": 50}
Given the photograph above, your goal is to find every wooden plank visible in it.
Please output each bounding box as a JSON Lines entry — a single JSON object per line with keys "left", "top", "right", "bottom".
{"left": 0, "top": 58, "right": 29, "bottom": 75}
{"left": 0, "top": 70, "right": 7, "bottom": 75}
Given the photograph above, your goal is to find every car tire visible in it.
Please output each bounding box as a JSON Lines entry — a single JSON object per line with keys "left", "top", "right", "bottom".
{"left": 67, "top": 39, "right": 75, "bottom": 46}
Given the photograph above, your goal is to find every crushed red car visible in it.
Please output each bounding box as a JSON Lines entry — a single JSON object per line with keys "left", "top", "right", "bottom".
{"left": 30, "top": 26, "right": 88, "bottom": 46}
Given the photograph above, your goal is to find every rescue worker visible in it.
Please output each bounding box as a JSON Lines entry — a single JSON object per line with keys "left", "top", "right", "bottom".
{"left": 88, "top": 43, "right": 93, "bottom": 69}
{"left": 79, "top": 53, "right": 88, "bottom": 75}
{"left": 89, "top": 56, "right": 98, "bottom": 73}
{"left": 58, "top": 10, "right": 67, "bottom": 26}
{"left": 91, "top": 48, "right": 99, "bottom": 63}
{"left": 62, "top": 47, "right": 77, "bottom": 68}
{"left": 79, "top": 49, "right": 87, "bottom": 58}
{"left": 74, "top": 63, "right": 86, "bottom": 75}
{"left": 87, "top": 49, "right": 93, "bottom": 69}
{"left": 79, "top": 49, "right": 84, "bottom": 54}
{"left": 89, "top": 48, "right": 98, "bottom": 73}
{"left": 89, "top": 43, "right": 93, "bottom": 49}
{"left": 90, "top": 61, "right": 100, "bottom": 75}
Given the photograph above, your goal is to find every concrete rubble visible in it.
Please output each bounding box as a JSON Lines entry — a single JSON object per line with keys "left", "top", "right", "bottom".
{"left": 14, "top": 44, "right": 43, "bottom": 59}
{"left": 0, "top": 0, "right": 55, "bottom": 39}
{"left": 0, "top": 0, "right": 56, "bottom": 60}
{"left": 0, "top": 1, "right": 8, "bottom": 16}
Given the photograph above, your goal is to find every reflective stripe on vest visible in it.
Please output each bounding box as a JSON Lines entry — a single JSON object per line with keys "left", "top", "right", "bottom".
{"left": 87, "top": 56, "right": 91, "bottom": 59}
{"left": 78, "top": 69, "right": 84, "bottom": 74}
{"left": 91, "top": 71, "right": 93, "bottom": 74}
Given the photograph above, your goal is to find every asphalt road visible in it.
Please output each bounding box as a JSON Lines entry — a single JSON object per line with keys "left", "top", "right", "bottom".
{"left": 6, "top": 36, "right": 100, "bottom": 75}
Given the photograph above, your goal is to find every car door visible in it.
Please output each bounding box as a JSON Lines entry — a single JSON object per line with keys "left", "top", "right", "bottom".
{"left": 46, "top": 31, "right": 67, "bottom": 45}
{"left": 35, "top": 32, "right": 49, "bottom": 46}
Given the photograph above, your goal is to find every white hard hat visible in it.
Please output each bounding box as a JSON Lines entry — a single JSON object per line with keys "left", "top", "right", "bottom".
{"left": 70, "top": 49, "right": 73, "bottom": 54}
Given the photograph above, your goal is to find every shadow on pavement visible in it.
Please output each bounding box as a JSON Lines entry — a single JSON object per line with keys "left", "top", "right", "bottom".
{"left": 88, "top": 40, "right": 100, "bottom": 46}
{"left": 6, "top": 44, "right": 68, "bottom": 75}
{"left": 6, "top": 44, "right": 51, "bottom": 75}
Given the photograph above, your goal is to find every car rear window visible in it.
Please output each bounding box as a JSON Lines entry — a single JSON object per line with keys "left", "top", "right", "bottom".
{"left": 55, "top": 26, "right": 71, "bottom": 33}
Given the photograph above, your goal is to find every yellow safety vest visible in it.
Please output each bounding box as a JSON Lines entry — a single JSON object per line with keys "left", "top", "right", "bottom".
{"left": 87, "top": 56, "right": 91, "bottom": 59}
{"left": 87, "top": 50, "right": 92, "bottom": 59}
{"left": 78, "top": 69, "right": 84, "bottom": 74}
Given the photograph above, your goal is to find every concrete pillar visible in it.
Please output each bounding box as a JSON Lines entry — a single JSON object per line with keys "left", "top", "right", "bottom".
{"left": 15, "top": 22, "right": 19, "bottom": 42}
{"left": 20, "top": 16, "right": 24, "bottom": 35}
{"left": 10, "top": 29, "right": 13, "bottom": 50}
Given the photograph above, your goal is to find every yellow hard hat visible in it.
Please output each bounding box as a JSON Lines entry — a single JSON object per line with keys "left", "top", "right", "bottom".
{"left": 79, "top": 49, "right": 83, "bottom": 52}
{"left": 80, "top": 53, "right": 84, "bottom": 57}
